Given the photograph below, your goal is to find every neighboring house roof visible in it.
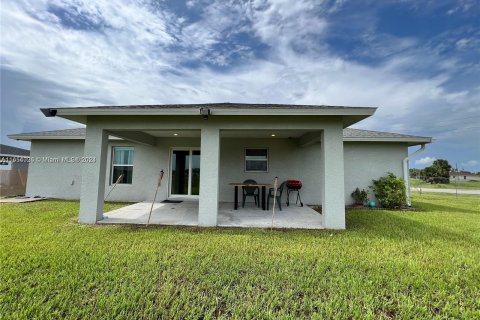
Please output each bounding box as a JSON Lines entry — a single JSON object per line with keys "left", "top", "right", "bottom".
{"left": 8, "top": 127, "right": 432, "bottom": 145}
{"left": 0, "top": 144, "right": 30, "bottom": 157}
{"left": 39, "top": 103, "right": 377, "bottom": 127}
{"left": 450, "top": 171, "right": 479, "bottom": 177}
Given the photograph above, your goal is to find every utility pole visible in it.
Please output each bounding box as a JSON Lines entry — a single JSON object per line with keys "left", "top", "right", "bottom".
{"left": 455, "top": 163, "right": 458, "bottom": 198}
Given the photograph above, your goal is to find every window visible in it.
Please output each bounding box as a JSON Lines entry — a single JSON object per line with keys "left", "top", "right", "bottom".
{"left": 111, "top": 147, "right": 134, "bottom": 184}
{"left": 245, "top": 148, "right": 268, "bottom": 172}
{"left": 0, "top": 161, "right": 11, "bottom": 170}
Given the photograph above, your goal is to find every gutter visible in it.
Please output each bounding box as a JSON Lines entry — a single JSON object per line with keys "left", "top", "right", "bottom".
{"left": 41, "top": 107, "right": 377, "bottom": 117}
{"left": 403, "top": 144, "right": 426, "bottom": 207}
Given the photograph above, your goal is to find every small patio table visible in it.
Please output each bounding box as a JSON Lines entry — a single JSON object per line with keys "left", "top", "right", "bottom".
{"left": 228, "top": 182, "right": 273, "bottom": 210}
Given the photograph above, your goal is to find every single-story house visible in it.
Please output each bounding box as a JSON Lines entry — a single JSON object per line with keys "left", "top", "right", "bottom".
{"left": 450, "top": 171, "right": 480, "bottom": 181}
{"left": 8, "top": 103, "right": 432, "bottom": 229}
{"left": 0, "top": 144, "right": 30, "bottom": 196}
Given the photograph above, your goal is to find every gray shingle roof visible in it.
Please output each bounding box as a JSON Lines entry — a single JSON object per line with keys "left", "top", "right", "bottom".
{"left": 0, "top": 144, "right": 30, "bottom": 156}
{"left": 9, "top": 127, "right": 431, "bottom": 141}
{"left": 10, "top": 128, "right": 86, "bottom": 137}
{"left": 343, "top": 128, "right": 430, "bottom": 140}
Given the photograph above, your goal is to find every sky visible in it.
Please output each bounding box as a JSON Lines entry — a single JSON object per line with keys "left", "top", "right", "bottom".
{"left": 1, "top": 0, "right": 479, "bottom": 171}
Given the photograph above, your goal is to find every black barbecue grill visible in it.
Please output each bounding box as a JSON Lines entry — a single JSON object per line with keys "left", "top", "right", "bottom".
{"left": 286, "top": 180, "right": 303, "bottom": 207}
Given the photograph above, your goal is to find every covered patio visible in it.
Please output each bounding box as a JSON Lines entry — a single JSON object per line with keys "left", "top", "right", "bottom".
{"left": 99, "top": 201, "right": 324, "bottom": 229}
{"left": 31, "top": 103, "right": 378, "bottom": 230}
{"left": 79, "top": 122, "right": 347, "bottom": 229}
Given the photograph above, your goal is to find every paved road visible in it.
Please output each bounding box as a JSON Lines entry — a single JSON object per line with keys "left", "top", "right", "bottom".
{"left": 411, "top": 188, "right": 480, "bottom": 195}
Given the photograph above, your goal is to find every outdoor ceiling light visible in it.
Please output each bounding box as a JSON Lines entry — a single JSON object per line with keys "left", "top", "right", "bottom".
{"left": 173, "top": 133, "right": 178, "bottom": 136}
{"left": 199, "top": 107, "right": 210, "bottom": 120}
{"left": 271, "top": 134, "right": 276, "bottom": 137}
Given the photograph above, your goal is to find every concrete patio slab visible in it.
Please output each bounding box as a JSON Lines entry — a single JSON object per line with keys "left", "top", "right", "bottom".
{"left": 99, "top": 201, "right": 323, "bottom": 229}
{"left": 99, "top": 201, "right": 198, "bottom": 225}
{"left": 0, "top": 196, "right": 48, "bottom": 203}
{"left": 217, "top": 203, "right": 323, "bottom": 229}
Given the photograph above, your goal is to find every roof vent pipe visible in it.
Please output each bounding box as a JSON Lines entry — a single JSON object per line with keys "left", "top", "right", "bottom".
{"left": 403, "top": 143, "right": 426, "bottom": 207}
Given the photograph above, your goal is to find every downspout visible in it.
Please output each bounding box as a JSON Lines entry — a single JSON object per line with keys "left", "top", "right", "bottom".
{"left": 403, "top": 144, "right": 426, "bottom": 207}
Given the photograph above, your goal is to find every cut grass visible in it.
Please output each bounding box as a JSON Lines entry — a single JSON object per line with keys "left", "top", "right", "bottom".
{"left": 411, "top": 178, "right": 480, "bottom": 190}
{"left": 1, "top": 194, "right": 479, "bottom": 319}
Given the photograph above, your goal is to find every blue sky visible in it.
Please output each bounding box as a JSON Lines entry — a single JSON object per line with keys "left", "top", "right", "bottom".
{"left": 1, "top": 0, "right": 479, "bottom": 171}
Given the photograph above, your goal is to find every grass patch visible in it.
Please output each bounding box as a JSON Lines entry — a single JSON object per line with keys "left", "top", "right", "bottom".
{"left": 1, "top": 195, "right": 479, "bottom": 319}
{"left": 411, "top": 178, "right": 480, "bottom": 190}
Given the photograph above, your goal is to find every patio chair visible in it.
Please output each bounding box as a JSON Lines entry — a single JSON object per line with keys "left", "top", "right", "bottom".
{"left": 267, "top": 181, "right": 287, "bottom": 211}
{"left": 242, "top": 179, "right": 260, "bottom": 208}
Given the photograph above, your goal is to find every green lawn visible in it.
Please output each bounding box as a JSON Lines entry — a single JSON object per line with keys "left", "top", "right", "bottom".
{"left": 411, "top": 178, "right": 480, "bottom": 190}
{"left": 1, "top": 194, "right": 479, "bottom": 319}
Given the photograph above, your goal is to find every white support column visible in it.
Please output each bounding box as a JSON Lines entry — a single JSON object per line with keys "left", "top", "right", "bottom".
{"left": 198, "top": 127, "right": 220, "bottom": 226}
{"left": 79, "top": 125, "right": 108, "bottom": 224}
{"left": 321, "top": 125, "right": 346, "bottom": 229}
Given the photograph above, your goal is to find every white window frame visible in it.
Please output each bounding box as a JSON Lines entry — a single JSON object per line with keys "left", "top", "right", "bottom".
{"left": 169, "top": 147, "right": 201, "bottom": 198}
{"left": 244, "top": 147, "right": 269, "bottom": 173}
{"left": 111, "top": 146, "right": 134, "bottom": 185}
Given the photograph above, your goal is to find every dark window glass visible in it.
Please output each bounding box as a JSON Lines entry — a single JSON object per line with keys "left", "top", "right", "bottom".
{"left": 112, "top": 147, "right": 134, "bottom": 184}
{"left": 171, "top": 150, "right": 189, "bottom": 195}
{"left": 245, "top": 148, "right": 268, "bottom": 172}
{"left": 112, "top": 166, "right": 133, "bottom": 184}
{"left": 191, "top": 150, "right": 201, "bottom": 195}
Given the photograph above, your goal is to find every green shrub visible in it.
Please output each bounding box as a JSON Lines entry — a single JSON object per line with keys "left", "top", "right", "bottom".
{"left": 351, "top": 188, "right": 369, "bottom": 205}
{"left": 371, "top": 172, "right": 407, "bottom": 209}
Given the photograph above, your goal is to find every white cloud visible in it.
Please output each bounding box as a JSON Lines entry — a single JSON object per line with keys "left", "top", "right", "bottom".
{"left": 456, "top": 38, "right": 470, "bottom": 49}
{"left": 1, "top": 0, "right": 479, "bottom": 163}
{"left": 447, "top": 0, "right": 478, "bottom": 15}
{"left": 250, "top": 0, "right": 328, "bottom": 48}
{"left": 462, "top": 160, "right": 479, "bottom": 167}
{"left": 186, "top": 1, "right": 197, "bottom": 9}
{"left": 415, "top": 157, "right": 436, "bottom": 166}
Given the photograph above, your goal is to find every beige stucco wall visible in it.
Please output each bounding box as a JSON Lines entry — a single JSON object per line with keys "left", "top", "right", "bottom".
{"left": 102, "top": 140, "right": 162, "bottom": 203}
{"left": 343, "top": 142, "right": 408, "bottom": 204}
{"left": 26, "top": 138, "right": 408, "bottom": 205}
{"left": 219, "top": 138, "right": 322, "bottom": 205}
{"left": 26, "top": 140, "right": 84, "bottom": 199}
{"left": 103, "top": 138, "right": 200, "bottom": 203}
{"left": 26, "top": 138, "right": 201, "bottom": 202}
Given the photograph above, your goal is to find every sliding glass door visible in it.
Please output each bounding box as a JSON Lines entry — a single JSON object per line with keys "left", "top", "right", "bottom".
{"left": 170, "top": 149, "right": 200, "bottom": 196}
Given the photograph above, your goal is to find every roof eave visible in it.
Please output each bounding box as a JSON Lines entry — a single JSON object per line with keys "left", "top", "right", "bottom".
{"left": 49, "top": 107, "right": 376, "bottom": 124}
{"left": 344, "top": 137, "right": 432, "bottom": 146}
{"left": 7, "top": 134, "right": 85, "bottom": 141}
{"left": 54, "top": 107, "right": 376, "bottom": 115}
{"left": 9, "top": 135, "right": 432, "bottom": 145}
{"left": 7, "top": 134, "right": 123, "bottom": 142}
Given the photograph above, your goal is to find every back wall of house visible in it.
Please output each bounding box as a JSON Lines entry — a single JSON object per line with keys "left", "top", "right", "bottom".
{"left": 25, "top": 139, "right": 408, "bottom": 206}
